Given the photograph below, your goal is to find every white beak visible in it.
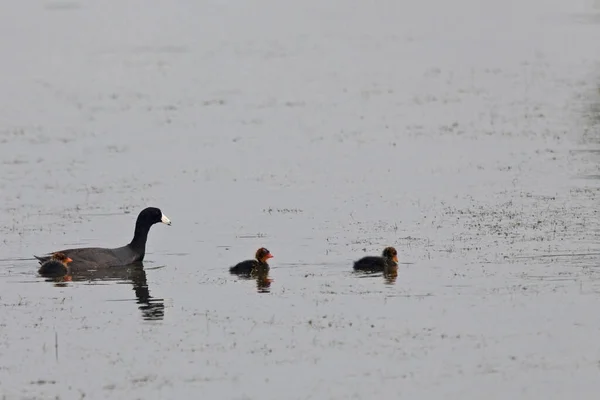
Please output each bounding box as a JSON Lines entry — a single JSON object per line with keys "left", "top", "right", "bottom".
{"left": 161, "top": 214, "right": 172, "bottom": 225}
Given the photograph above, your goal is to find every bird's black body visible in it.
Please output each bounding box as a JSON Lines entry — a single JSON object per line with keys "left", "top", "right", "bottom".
{"left": 229, "top": 259, "right": 267, "bottom": 276}
{"left": 353, "top": 256, "right": 396, "bottom": 271}
{"left": 35, "top": 207, "right": 171, "bottom": 270}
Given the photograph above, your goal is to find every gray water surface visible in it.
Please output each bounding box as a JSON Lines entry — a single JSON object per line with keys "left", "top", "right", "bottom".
{"left": 1, "top": 0, "right": 600, "bottom": 399}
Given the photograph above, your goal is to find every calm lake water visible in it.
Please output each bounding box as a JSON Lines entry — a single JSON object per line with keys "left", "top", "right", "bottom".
{"left": 1, "top": 0, "right": 600, "bottom": 399}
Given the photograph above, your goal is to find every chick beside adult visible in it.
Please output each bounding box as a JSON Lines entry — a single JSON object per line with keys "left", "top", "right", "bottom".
{"left": 38, "top": 252, "right": 72, "bottom": 277}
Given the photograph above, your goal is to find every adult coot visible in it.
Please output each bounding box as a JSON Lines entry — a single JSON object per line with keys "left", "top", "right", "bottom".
{"left": 35, "top": 207, "right": 171, "bottom": 269}
{"left": 229, "top": 247, "right": 273, "bottom": 275}
{"left": 353, "top": 246, "right": 398, "bottom": 272}
{"left": 38, "top": 252, "right": 72, "bottom": 277}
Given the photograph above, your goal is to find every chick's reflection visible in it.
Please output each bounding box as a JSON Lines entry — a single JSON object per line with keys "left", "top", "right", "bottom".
{"left": 252, "top": 265, "right": 273, "bottom": 293}
{"left": 383, "top": 264, "right": 398, "bottom": 285}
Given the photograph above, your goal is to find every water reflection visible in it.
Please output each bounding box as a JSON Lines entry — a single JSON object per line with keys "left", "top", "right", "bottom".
{"left": 353, "top": 265, "right": 398, "bottom": 285}
{"left": 586, "top": 93, "right": 600, "bottom": 131}
{"left": 254, "top": 266, "right": 273, "bottom": 293}
{"left": 229, "top": 265, "right": 273, "bottom": 293}
{"left": 43, "top": 262, "right": 165, "bottom": 321}
{"left": 383, "top": 266, "right": 398, "bottom": 285}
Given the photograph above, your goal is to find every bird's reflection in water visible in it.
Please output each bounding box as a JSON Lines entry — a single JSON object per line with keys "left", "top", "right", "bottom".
{"left": 353, "top": 265, "right": 398, "bottom": 285}
{"left": 42, "top": 262, "right": 165, "bottom": 321}
{"left": 253, "top": 265, "right": 272, "bottom": 293}
{"left": 230, "top": 265, "right": 273, "bottom": 294}
{"left": 383, "top": 266, "right": 398, "bottom": 285}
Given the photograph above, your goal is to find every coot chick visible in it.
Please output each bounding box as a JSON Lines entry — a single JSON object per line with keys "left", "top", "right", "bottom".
{"left": 353, "top": 246, "right": 398, "bottom": 272}
{"left": 35, "top": 207, "right": 171, "bottom": 269}
{"left": 38, "top": 252, "right": 73, "bottom": 277}
{"left": 229, "top": 247, "right": 273, "bottom": 276}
